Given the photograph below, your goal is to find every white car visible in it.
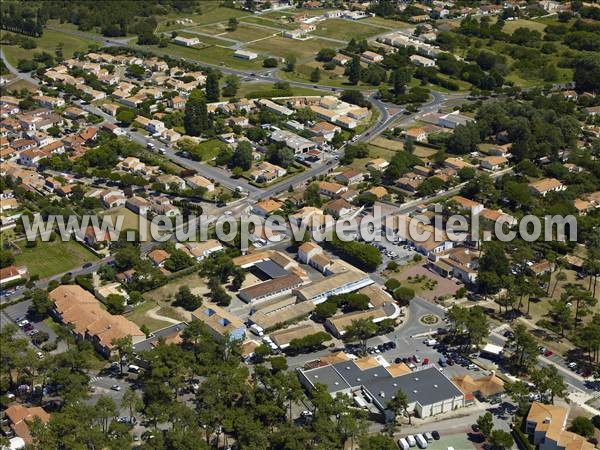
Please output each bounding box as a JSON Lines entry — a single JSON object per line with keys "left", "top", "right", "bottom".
{"left": 111, "top": 384, "right": 121, "bottom": 391}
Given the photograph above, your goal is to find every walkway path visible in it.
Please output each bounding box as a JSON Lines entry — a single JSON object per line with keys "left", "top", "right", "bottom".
{"left": 145, "top": 306, "right": 187, "bottom": 325}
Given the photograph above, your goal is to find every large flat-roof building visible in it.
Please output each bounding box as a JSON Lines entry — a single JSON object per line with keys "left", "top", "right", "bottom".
{"left": 299, "top": 361, "right": 464, "bottom": 420}
{"left": 293, "top": 264, "right": 373, "bottom": 304}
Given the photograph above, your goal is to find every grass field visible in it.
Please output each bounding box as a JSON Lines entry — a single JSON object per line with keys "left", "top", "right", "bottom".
{"left": 101, "top": 206, "right": 150, "bottom": 239}
{"left": 1, "top": 29, "right": 96, "bottom": 67}
{"left": 501, "top": 18, "right": 547, "bottom": 34}
{"left": 370, "top": 137, "right": 405, "bottom": 151}
{"left": 126, "top": 300, "right": 172, "bottom": 332}
{"left": 246, "top": 35, "right": 332, "bottom": 61}
{"left": 195, "top": 23, "right": 278, "bottom": 42}
{"left": 157, "top": 5, "right": 250, "bottom": 32}
{"left": 241, "top": 16, "right": 296, "bottom": 30}
{"left": 15, "top": 240, "right": 99, "bottom": 278}
{"left": 281, "top": 63, "right": 375, "bottom": 90}
{"left": 144, "top": 272, "right": 209, "bottom": 302}
{"left": 235, "top": 82, "right": 330, "bottom": 99}
{"left": 362, "top": 16, "right": 410, "bottom": 29}
{"left": 194, "top": 138, "right": 229, "bottom": 161}
{"left": 132, "top": 42, "right": 263, "bottom": 70}
{"left": 172, "top": 31, "right": 234, "bottom": 47}
{"left": 313, "top": 19, "right": 387, "bottom": 41}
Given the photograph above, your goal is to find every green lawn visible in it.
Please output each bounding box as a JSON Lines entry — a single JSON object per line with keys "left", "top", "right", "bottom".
{"left": 171, "top": 31, "right": 234, "bottom": 47}
{"left": 132, "top": 43, "right": 263, "bottom": 70}
{"left": 125, "top": 300, "right": 172, "bottom": 332}
{"left": 362, "top": 16, "right": 410, "bottom": 29}
{"left": 15, "top": 240, "right": 99, "bottom": 279}
{"left": 241, "top": 16, "right": 297, "bottom": 30}
{"left": 192, "top": 138, "right": 229, "bottom": 161}
{"left": 157, "top": 5, "right": 250, "bottom": 32}
{"left": 245, "top": 35, "right": 333, "bottom": 61}
{"left": 144, "top": 272, "right": 207, "bottom": 302}
{"left": 1, "top": 29, "right": 96, "bottom": 67}
{"left": 234, "top": 82, "right": 331, "bottom": 99}
{"left": 312, "top": 19, "right": 387, "bottom": 41}
{"left": 280, "top": 63, "right": 376, "bottom": 90}
{"left": 195, "top": 23, "right": 278, "bottom": 42}
{"left": 502, "top": 18, "right": 548, "bottom": 34}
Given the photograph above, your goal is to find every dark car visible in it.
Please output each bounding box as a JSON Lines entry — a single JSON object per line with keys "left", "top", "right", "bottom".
{"left": 431, "top": 431, "right": 440, "bottom": 440}
{"left": 472, "top": 424, "right": 480, "bottom": 433}
{"left": 83, "top": 262, "right": 93, "bottom": 269}
{"left": 394, "top": 357, "right": 402, "bottom": 364}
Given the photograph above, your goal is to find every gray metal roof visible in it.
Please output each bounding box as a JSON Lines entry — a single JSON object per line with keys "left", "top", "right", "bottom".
{"left": 301, "top": 364, "right": 351, "bottom": 392}
{"left": 255, "top": 260, "right": 289, "bottom": 279}
{"left": 133, "top": 322, "right": 187, "bottom": 353}
{"left": 364, "top": 366, "right": 463, "bottom": 411}
{"left": 300, "top": 362, "right": 462, "bottom": 411}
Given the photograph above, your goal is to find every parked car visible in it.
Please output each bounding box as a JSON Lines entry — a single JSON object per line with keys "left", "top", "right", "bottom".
{"left": 111, "top": 384, "right": 121, "bottom": 391}
{"left": 431, "top": 431, "right": 440, "bottom": 440}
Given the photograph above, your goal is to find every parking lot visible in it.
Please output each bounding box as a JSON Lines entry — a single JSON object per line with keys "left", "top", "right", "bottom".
{"left": 1, "top": 300, "right": 66, "bottom": 354}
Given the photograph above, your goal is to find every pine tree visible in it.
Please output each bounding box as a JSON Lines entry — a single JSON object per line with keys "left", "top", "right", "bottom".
{"left": 184, "top": 90, "right": 212, "bottom": 136}
{"left": 205, "top": 72, "right": 220, "bottom": 102}
{"left": 310, "top": 67, "right": 321, "bottom": 82}
{"left": 347, "top": 56, "right": 361, "bottom": 85}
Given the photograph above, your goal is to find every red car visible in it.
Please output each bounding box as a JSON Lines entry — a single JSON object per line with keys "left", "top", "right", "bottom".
{"left": 422, "top": 358, "right": 429, "bottom": 365}
{"left": 544, "top": 350, "right": 553, "bottom": 357}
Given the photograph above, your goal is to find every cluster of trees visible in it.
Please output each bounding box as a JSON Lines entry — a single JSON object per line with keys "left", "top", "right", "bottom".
{"left": 444, "top": 305, "right": 490, "bottom": 352}
{"left": 314, "top": 293, "right": 371, "bottom": 320}
{"left": 326, "top": 235, "right": 382, "bottom": 272}
{"left": 384, "top": 279, "right": 415, "bottom": 306}
{"left": 36, "top": 0, "right": 192, "bottom": 37}
{"left": 475, "top": 412, "right": 514, "bottom": 450}
{"left": 1, "top": 2, "right": 45, "bottom": 36}
{"left": 184, "top": 88, "right": 212, "bottom": 137}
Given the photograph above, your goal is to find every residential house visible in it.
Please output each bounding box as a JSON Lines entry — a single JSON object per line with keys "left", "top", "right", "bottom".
{"left": 525, "top": 402, "right": 594, "bottom": 450}
{"left": 335, "top": 169, "right": 364, "bottom": 185}
{"left": 323, "top": 198, "right": 355, "bottom": 219}
{"left": 252, "top": 199, "right": 284, "bottom": 217}
{"left": 126, "top": 196, "right": 151, "bottom": 215}
{"left": 250, "top": 161, "right": 287, "bottom": 183}
{"left": 367, "top": 158, "right": 389, "bottom": 171}
{"left": 185, "top": 175, "right": 215, "bottom": 192}
{"left": 528, "top": 178, "right": 566, "bottom": 197}
{"left": 5, "top": 404, "right": 50, "bottom": 445}
{"left": 479, "top": 155, "right": 508, "bottom": 171}
{"left": 318, "top": 181, "right": 348, "bottom": 198}
{"left": 148, "top": 249, "right": 170, "bottom": 267}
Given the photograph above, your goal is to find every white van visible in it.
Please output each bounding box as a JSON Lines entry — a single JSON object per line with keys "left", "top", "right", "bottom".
{"left": 249, "top": 324, "right": 264, "bottom": 337}
{"left": 415, "top": 434, "right": 428, "bottom": 448}
{"left": 127, "top": 364, "right": 141, "bottom": 374}
{"left": 406, "top": 435, "right": 417, "bottom": 447}
{"left": 397, "top": 438, "right": 410, "bottom": 450}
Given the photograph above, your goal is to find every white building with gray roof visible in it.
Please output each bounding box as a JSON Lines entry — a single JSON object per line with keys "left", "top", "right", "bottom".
{"left": 298, "top": 361, "right": 464, "bottom": 420}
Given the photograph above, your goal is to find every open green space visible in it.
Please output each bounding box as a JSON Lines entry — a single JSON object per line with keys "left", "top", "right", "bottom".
{"left": 144, "top": 272, "right": 207, "bottom": 302}
{"left": 362, "top": 16, "right": 410, "bottom": 29}
{"left": 245, "top": 35, "right": 332, "bottom": 61}
{"left": 280, "top": 63, "right": 375, "bottom": 90}
{"left": 1, "top": 29, "right": 96, "bottom": 67}
{"left": 157, "top": 5, "right": 250, "bottom": 32}
{"left": 195, "top": 23, "right": 278, "bottom": 42}
{"left": 501, "top": 18, "right": 548, "bottom": 34}
{"left": 171, "top": 31, "right": 234, "bottom": 47}
{"left": 312, "top": 19, "right": 387, "bottom": 41}
{"left": 125, "top": 300, "right": 172, "bottom": 332}
{"left": 132, "top": 42, "right": 263, "bottom": 70}
{"left": 234, "top": 82, "right": 330, "bottom": 99}
{"left": 241, "top": 16, "right": 296, "bottom": 30}
{"left": 15, "top": 240, "right": 99, "bottom": 279}
{"left": 195, "top": 138, "right": 229, "bottom": 161}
